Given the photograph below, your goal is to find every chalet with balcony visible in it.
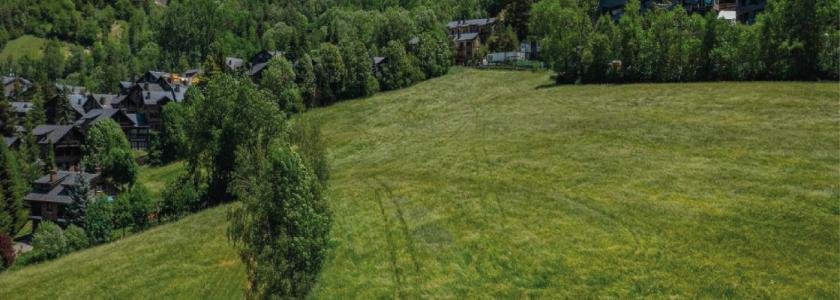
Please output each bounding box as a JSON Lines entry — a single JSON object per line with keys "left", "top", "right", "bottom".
{"left": 2, "top": 76, "right": 32, "bottom": 100}
{"left": 24, "top": 170, "right": 116, "bottom": 226}
{"left": 447, "top": 18, "right": 497, "bottom": 65}
{"left": 75, "top": 108, "right": 150, "bottom": 149}
{"left": 114, "top": 71, "right": 187, "bottom": 131}
{"left": 32, "top": 124, "right": 84, "bottom": 170}
{"left": 716, "top": 0, "right": 766, "bottom": 23}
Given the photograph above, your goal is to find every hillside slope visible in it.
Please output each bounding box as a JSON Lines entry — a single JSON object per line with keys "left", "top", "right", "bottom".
{"left": 0, "top": 69, "right": 838, "bottom": 298}
{"left": 0, "top": 205, "right": 243, "bottom": 298}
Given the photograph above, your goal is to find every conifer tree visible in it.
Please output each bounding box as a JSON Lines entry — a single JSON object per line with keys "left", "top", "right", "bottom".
{"left": 67, "top": 172, "right": 91, "bottom": 228}
{"left": 0, "top": 142, "right": 26, "bottom": 236}
{"left": 0, "top": 91, "right": 16, "bottom": 136}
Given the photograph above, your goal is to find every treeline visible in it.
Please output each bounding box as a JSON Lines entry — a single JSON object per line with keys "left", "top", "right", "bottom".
{"left": 0, "top": 0, "right": 510, "bottom": 96}
{"left": 531, "top": 0, "right": 839, "bottom": 84}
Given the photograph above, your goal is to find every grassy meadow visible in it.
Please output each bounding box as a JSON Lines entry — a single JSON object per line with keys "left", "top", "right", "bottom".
{"left": 0, "top": 35, "right": 70, "bottom": 61}
{"left": 0, "top": 69, "right": 836, "bottom": 298}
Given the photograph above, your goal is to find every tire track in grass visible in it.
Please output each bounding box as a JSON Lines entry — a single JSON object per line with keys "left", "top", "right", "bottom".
{"left": 551, "top": 187, "right": 643, "bottom": 253}
{"left": 369, "top": 181, "right": 403, "bottom": 299}
{"left": 375, "top": 177, "right": 425, "bottom": 297}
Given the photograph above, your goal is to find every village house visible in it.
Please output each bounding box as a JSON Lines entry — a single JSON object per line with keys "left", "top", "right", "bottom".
{"left": 225, "top": 50, "right": 286, "bottom": 80}
{"left": 454, "top": 32, "right": 482, "bottom": 65}
{"left": 372, "top": 57, "right": 387, "bottom": 76}
{"left": 24, "top": 170, "right": 116, "bottom": 226}
{"left": 114, "top": 71, "right": 188, "bottom": 131}
{"left": 246, "top": 50, "right": 286, "bottom": 80}
{"left": 48, "top": 84, "right": 89, "bottom": 123}
{"left": 75, "top": 108, "right": 150, "bottom": 149}
{"left": 225, "top": 57, "right": 245, "bottom": 72}
{"left": 599, "top": 0, "right": 765, "bottom": 23}
{"left": 3, "top": 135, "right": 19, "bottom": 149}
{"left": 32, "top": 124, "right": 85, "bottom": 170}
{"left": 11, "top": 102, "right": 32, "bottom": 120}
{"left": 2, "top": 75, "right": 32, "bottom": 99}
{"left": 715, "top": 0, "right": 766, "bottom": 23}
{"left": 447, "top": 18, "right": 497, "bottom": 65}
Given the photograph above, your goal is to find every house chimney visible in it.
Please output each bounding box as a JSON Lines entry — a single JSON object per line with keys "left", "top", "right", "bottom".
{"left": 146, "top": 91, "right": 151, "bottom": 99}
{"left": 49, "top": 168, "right": 58, "bottom": 185}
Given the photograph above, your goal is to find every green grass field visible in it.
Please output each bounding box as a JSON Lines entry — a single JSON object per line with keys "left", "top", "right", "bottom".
{"left": 137, "top": 161, "right": 185, "bottom": 198}
{"left": 0, "top": 35, "right": 49, "bottom": 61}
{"left": 0, "top": 69, "right": 837, "bottom": 298}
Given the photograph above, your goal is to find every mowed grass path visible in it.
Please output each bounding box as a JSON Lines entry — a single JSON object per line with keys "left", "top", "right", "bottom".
{"left": 0, "top": 69, "right": 837, "bottom": 298}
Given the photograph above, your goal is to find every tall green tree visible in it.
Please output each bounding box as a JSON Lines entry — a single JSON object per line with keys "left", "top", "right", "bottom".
{"left": 295, "top": 54, "right": 317, "bottom": 108}
{"left": 42, "top": 40, "right": 66, "bottom": 81}
{"left": 340, "top": 40, "right": 378, "bottom": 99}
{"left": 260, "top": 56, "right": 304, "bottom": 113}
{"left": 83, "top": 119, "right": 130, "bottom": 170}
{"left": 414, "top": 32, "right": 453, "bottom": 79}
{"left": 0, "top": 93, "right": 16, "bottom": 136}
{"left": 0, "top": 142, "right": 26, "bottom": 237}
{"left": 85, "top": 197, "right": 113, "bottom": 245}
{"left": 101, "top": 148, "right": 138, "bottom": 190}
{"left": 185, "top": 74, "right": 286, "bottom": 204}
{"left": 228, "top": 140, "right": 331, "bottom": 299}
{"left": 312, "top": 43, "right": 346, "bottom": 106}
{"left": 66, "top": 173, "right": 91, "bottom": 228}
{"left": 379, "top": 41, "right": 423, "bottom": 90}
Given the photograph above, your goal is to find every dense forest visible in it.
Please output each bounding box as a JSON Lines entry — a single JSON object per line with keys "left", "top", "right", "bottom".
{"left": 532, "top": 0, "right": 838, "bottom": 83}
{"left": 0, "top": 0, "right": 523, "bottom": 95}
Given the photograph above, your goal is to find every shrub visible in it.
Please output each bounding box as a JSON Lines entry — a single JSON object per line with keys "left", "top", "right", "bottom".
{"left": 64, "top": 225, "right": 89, "bottom": 251}
{"left": 85, "top": 197, "right": 113, "bottom": 245}
{"left": 0, "top": 233, "right": 15, "bottom": 270}
{"left": 160, "top": 175, "right": 203, "bottom": 219}
{"left": 32, "top": 221, "right": 67, "bottom": 260}
{"left": 114, "top": 186, "right": 155, "bottom": 232}
{"left": 102, "top": 148, "right": 139, "bottom": 189}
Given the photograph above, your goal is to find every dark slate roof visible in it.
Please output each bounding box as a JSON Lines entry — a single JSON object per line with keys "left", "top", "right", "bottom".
{"left": 137, "top": 83, "right": 186, "bottom": 105}
{"left": 25, "top": 171, "right": 100, "bottom": 204}
{"left": 373, "top": 57, "right": 386, "bottom": 65}
{"left": 3, "top": 136, "right": 18, "bottom": 147}
{"left": 55, "top": 83, "right": 85, "bottom": 94}
{"left": 455, "top": 32, "right": 480, "bottom": 42}
{"left": 75, "top": 108, "right": 129, "bottom": 127}
{"left": 247, "top": 50, "right": 286, "bottom": 76}
{"left": 247, "top": 63, "right": 269, "bottom": 76}
{"left": 126, "top": 113, "right": 148, "bottom": 127}
{"left": 2, "top": 76, "right": 32, "bottom": 87}
{"left": 68, "top": 93, "right": 87, "bottom": 115}
{"left": 10, "top": 102, "right": 32, "bottom": 113}
{"left": 89, "top": 94, "right": 116, "bottom": 108}
{"left": 32, "top": 125, "right": 75, "bottom": 144}
{"left": 446, "top": 18, "right": 497, "bottom": 29}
